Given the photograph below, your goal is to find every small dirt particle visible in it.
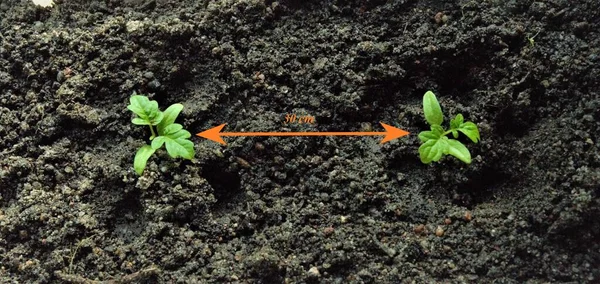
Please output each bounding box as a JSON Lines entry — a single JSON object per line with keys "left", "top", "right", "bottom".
{"left": 360, "top": 122, "right": 373, "bottom": 132}
{"left": 143, "top": 71, "right": 154, "bottom": 79}
{"left": 274, "top": 156, "right": 284, "bottom": 165}
{"left": 93, "top": 247, "right": 103, "bottom": 256}
{"left": 18, "top": 260, "right": 35, "bottom": 271}
{"left": 147, "top": 79, "right": 161, "bottom": 89}
{"left": 323, "top": 226, "right": 334, "bottom": 236}
{"left": 235, "top": 254, "right": 243, "bottom": 261}
{"left": 448, "top": 261, "right": 456, "bottom": 269}
{"left": 573, "top": 22, "right": 589, "bottom": 36}
{"left": 444, "top": 218, "right": 452, "bottom": 225}
{"left": 340, "top": 215, "right": 348, "bottom": 223}
{"left": 124, "top": 261, "right": 134, "bottom": 270}
{"left": 414, "top": 224, "right": 426, "bottom": 235}
{"left": 253, "top": 71, "right": 265, "bottom": 84}
{"left": 236, "top": 157, "right": 251, "bottom": 168}
{"left": 310, "top": 156, "right": 322, "bottom": 165}
{"left": 213, "top": 149, "right": 224, "bottom": 158}
{"left": 443, "top": 245, "right": 452, "bottom": 253}
{"left": 255, "top": 142, "right": 265, "bottom": 151}
{"left": 464, "top": 211, "right": 473, "bottom": 222}
{"left": 308, "top": 267, "right": 320, "bottom": 277}
{"left": 434, "top": 12, "right": 445, "bottom": 25}
{"left": 541, "top": 80, "right": 550, "bottom": 88}
{"left": 435, "top": 226, "right": 444, "bottom": 237}
{"left": 126, "top": 20, "right": 143, "bottom": 33}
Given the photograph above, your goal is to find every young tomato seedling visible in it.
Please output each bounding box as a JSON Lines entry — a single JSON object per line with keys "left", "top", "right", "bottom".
{"left": 418, "top": 91, "right": 480, "bottom": 164}
{"left": 127, "top": 93, "right": 195, "bottom": 175}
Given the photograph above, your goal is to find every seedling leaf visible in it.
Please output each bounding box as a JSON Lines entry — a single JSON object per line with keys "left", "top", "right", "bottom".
{"left": 458, "top": 121, "right": 480, "bottom": 143}
{"left": 419, "top": 137, "right": 448, "bottom": 164}
{"left": 134, "top": 145, "right": 156, "bottom": 175}
{"left": 450, "top": 114, "right": 463, "bottom": 130}
{"left": 171, "top": 129, "right": 192, "bottom": 139}
{"left": 127, "top": 95, "right": 164, "bottom": 125}
{"left": 151, "top": 136, "right": 166, "bottom": 150}
{"left": 164, "top": 137, "right": 195, "bottom": 159}
{"left": 127, "top": 95, "right": 148, "bottom": 117}
{"left": 431, "top": 125, "right": 444, "bottom": 136}
{"left": 451, "top": 130, "right": 459, "bottom": 139}
{"left": 158, "top": 103, "right": 184, "bottom": 136}
{"left": 150, "top": 112, "right": 164, "bottom": 126}
{"left": 163, "top": 123, "right": 183, "bottom": 135}
{"left": 446, "top": 139, "right": 471, "bottom": 164}
{"left": 132, "top": 118, "right": 149, "bottom": 125}
{"left": 423, "top": 91, "right": 443, "bottom": 126}
{"left": 418, "top": 131, "right": 439, "bottom": 142}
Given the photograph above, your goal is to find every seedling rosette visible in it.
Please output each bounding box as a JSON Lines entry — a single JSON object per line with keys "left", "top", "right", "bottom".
{"left": 127, "top": 93, "right": 195, "bottom": 175}
{"left": 418, "top": 91, "right": 480, "bottom": 164}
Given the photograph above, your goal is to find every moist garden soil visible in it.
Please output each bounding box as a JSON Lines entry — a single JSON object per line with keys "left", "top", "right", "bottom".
{"left": 1, "top": 0, "right": 599, "bottom": 282}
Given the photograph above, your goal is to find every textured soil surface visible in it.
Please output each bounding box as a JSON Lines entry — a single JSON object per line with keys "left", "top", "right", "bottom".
{"left": 1, "top": 0, "right": 599, "bottom": 282}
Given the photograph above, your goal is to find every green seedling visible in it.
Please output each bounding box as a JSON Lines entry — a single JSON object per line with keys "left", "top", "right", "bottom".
{"left": 418, "top": 91, "right": 480, "bottom": 164}
{"left": 127, "top": 93, "right": 195, "bottom": 175}
{"left": 527, "top": 30, "right": 541, "bottom": 47}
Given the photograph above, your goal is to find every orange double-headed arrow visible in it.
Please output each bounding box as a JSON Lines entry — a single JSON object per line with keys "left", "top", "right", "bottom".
{"left": 196, "top": 122, "right": 409, "bottom": 145}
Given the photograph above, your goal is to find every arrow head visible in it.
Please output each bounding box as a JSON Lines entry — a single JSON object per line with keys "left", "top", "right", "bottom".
{"left": 379, "top": 122, "right": 409, "bottom": 144}
{"left": 196, "top": 124, "right": 227, "bottom": 145}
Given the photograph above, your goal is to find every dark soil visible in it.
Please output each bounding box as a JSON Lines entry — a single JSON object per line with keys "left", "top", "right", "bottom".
{"left": 1, "top": 0, "right": 599, "bottom": 282}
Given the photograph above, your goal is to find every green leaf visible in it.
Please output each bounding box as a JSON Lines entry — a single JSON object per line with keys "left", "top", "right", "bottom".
{"left": 451, "top": 130, "right": 459, "bottom": 139}
{"left": 418, "top": 137, "right": 449, "bottom": 164}
{"left": 134, "top": 145, "right": 156, "bottom": 175}
{"left": 157, "top": 103, "right": 184, "bottom": 136}
{"left": 151, "top": 136, "right": 166, "bottom": 150}
{"left": 132, "top": 118, "right": 149, "bottom": 125}
{"left": 446, "top": 139, "right": 472, "bottom": 164}
{"left": 171, "top": 129, "right": 191, "bottom": 139}
{"left": 158, "top": 124, "right": 195, "bottom": 159}
{"left": 127, "top": 94, "right": 164, "bottom": 125}
{"left": 423, "top": 91, "right": 443, "bottom": 126}
{"left": 418, "top": 130, "right": 440, "bottom": 142}
{"left": 430, "top": 125, "right": 445, "bottom": 136}
{"left": 458, "top": 121, "right": 480, "bottom": 143}
{"left": 163, "top": 123, "right": 183, "bottom": 135}
{"left": 127, "top": 95, "right": 149, "bottom": 118}
{"left": 150, "top": 112, "right": 164, "bottom": 126}
{"left": 164, "top": 138, "right": 195, "bottom": 159}
{"left": 450, "top": 114, "right": 464, "bottom": 130}
{"left": 163, "top": 124, "right": 191, "bottom": 139}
